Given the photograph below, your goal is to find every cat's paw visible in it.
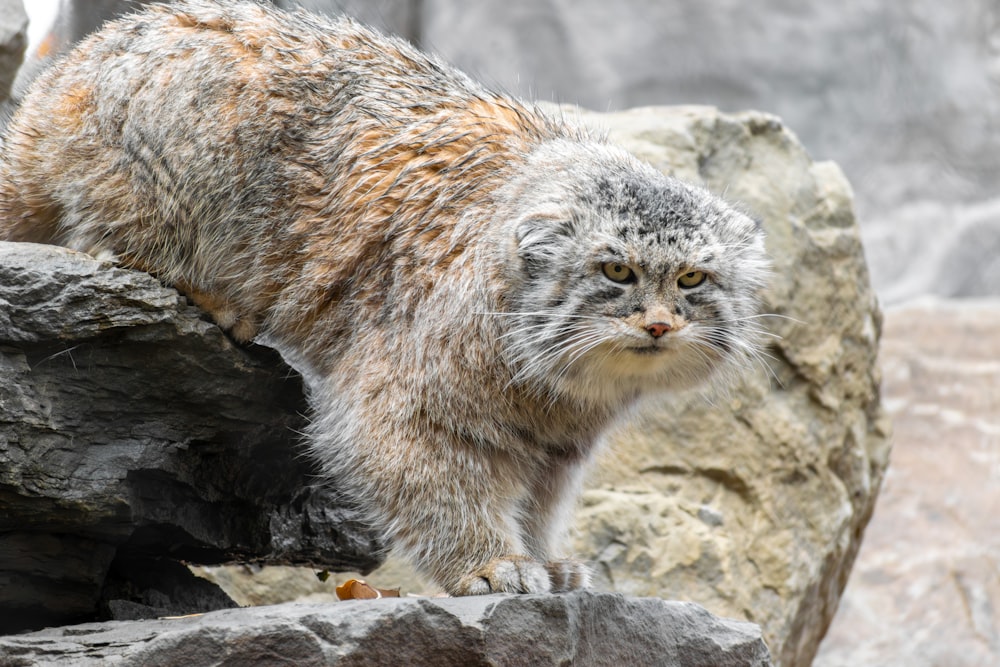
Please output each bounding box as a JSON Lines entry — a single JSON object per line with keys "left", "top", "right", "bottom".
{"left": 545, "top": 558, "right": 592, "bottom": 592}
{"left": 455, "top": 556, "right": 551, "bottom": 595}
{"left": 453, "top": 556, "right": 593, "bottom": 595}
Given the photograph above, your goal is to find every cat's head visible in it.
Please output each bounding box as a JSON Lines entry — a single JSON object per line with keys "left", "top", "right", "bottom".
{"left": 500, "top": 140, "right": 769, "bottom": 405}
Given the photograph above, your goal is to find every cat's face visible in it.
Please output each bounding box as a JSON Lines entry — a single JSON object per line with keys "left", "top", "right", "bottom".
{"left": 504, "top": 143, "right": 769, "bottom": 405}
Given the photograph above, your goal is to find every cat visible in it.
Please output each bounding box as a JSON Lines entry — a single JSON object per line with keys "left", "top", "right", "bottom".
{"left": 0, "top": 0, "right": 769, "bottom": 594}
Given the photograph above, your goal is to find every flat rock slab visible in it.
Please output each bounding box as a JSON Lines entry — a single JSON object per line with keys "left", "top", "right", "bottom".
{"left": 815, "top": 298, "right": 1000, "bottom": 666}
{"left": 0, "top": 591, "right": 771, "bottom": 667}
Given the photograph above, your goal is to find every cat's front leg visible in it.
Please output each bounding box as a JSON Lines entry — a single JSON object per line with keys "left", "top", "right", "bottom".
{"left": 360, "top": 432, "right": 571, "bottom": 595}
{"left": 519, "top": 453, "right": 594, "bottom": 592}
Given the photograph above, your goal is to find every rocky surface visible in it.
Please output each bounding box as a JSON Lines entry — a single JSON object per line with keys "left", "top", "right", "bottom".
{"left": 0, "top": 243, "right": 381, "bottom": 634}
{"left": 569, "top": 106, "right": 888, "bottom": 667}
{"left": 0, "top": 591, "right": 772, "bottom": 667}
{"left": 814, "top": 299, "right": 1000, "bottom": 667}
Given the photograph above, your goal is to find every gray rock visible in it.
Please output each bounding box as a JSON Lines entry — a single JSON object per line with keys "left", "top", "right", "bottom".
{"left": 0, "top": 591, "right": 772, "bottom": 666}
{"left": 423, "top": 0, "right": 1000, "bottom": 303}
{"left": 862, "top": 197, "right": 1000, "bottom": 304}
{"left": 0, "top": 242, "right": 381, "bottom": 634}
{"left": 0, "top": 0, "right": 26, "bottom": 102}
{"left": 419, "top": 0, "right": 998, "bottom": 219}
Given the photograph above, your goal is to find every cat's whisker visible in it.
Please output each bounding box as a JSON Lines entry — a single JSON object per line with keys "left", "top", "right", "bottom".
{"left": 556, "top": 333, "right": 613, "bottom": 376}
{"left": 686, "top": 326, "right": 782, "bottom": 386}
{"left": 730, "top": 312, "right": 806, "bottom": 327}
{"left": 542, "top": 332, "right": 619, "bottom": 409}
{"left": 482, "top": 310, "right": 612, "bottom": 323}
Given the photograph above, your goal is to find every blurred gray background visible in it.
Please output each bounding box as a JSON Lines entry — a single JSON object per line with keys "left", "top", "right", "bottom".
{"left": 13, "top": 0, "right": 1000, "bottom": 302}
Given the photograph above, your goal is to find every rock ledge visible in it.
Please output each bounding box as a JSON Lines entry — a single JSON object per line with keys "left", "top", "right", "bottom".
{"left": 0, "top": 591, "right": 771, "bottom": 667}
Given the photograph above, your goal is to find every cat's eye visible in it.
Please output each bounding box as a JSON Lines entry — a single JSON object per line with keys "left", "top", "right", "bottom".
{"left": 602, "top": 262, "right": 635, "bottom": 283}
{"left": 678, "top": 270, "right": 706, "bottom": 288}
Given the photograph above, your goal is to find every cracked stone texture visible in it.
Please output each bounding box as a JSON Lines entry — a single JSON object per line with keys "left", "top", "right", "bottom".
{"left": 0, "top": 242, "right": 381, "bottom": 634}
{"left": 568, "top": 106, "right": 889, "bottom": 667}
{"left": 814, "top": 299, "right": 1000, "bottom": 667}
{"left": 0, "top": 591, "right": 772, "bottom": 667}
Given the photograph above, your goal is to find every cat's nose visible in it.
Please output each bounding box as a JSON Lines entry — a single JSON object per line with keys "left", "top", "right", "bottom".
{"left": 645, "top": 322, "right": 672, "bottom": 338}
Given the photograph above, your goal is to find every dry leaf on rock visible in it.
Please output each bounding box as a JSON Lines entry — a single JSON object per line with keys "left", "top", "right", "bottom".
{"left": 335, "top": 579, "right": 400, "bottom": 600}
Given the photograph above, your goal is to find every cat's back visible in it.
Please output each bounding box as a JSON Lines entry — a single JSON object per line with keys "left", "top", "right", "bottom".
{"left": 0, "top": 0, "right": 554, "bottom": 240}
{"left": 0, "top": 0, "right": 569, "bottom": 345}
{"left": 15, "top": 0, "right": 475, "bottom": 128}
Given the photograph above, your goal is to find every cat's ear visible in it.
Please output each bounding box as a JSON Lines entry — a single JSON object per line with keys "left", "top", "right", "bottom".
{"left": 514, "top": 214, "right": 572, "bottom": 277}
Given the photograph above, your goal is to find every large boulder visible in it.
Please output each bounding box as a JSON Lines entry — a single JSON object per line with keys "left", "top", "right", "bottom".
{"left": 568, "top": 105, "right": 889, "bottom": 667}
{"left": 0, "top": 591, "right": 772, "bottom": 666}
{"left": 0, "top": 243, "right": 381, "bottom": 634}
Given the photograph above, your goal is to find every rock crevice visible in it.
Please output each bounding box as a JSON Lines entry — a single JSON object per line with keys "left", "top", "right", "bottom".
{"left": 0, "top": 243, "right": 381, "bottom": 634}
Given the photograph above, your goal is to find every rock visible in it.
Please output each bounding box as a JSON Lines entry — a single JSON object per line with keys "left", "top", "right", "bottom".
{"left": 0, "top": 591, "right": 772, "bottom": 666}
{"left": 562, "top": 106, "right": 888, "bottom": 667}
{"left": 0, "top": 242, "right": 381, "bottom": 634}
{"left": 814, "top": 299, "right": 1000, "bottom": 667}
{"left": 0, "top": 0, "right": 26, "bottom": 103}
{"left": 418, "top": 0, "right": 1000, "bottom": 303}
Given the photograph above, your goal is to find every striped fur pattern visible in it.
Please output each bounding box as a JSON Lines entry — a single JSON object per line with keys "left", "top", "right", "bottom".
{"left": 0, "top": 0, "right": 768, "bottom": 595}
